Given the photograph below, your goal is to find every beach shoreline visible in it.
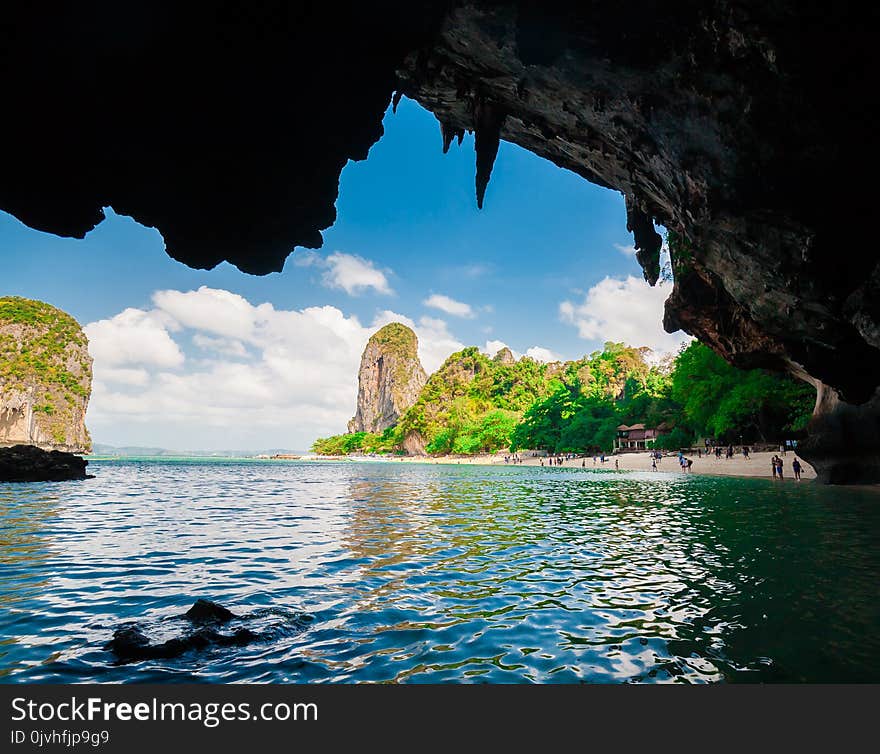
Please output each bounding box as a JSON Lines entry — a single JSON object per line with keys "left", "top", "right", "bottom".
{"left": 307, "top": 449, "right": 818, "bottom": 482}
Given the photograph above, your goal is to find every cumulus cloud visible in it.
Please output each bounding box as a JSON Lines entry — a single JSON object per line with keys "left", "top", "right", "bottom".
{"left": 291, "top": 250, "right": 393, "bottom": 296}
{"left": 85, "top": 288, "right": 463, "bottom": 450}
{"left": 85, "top": 308, "right": 184, "bottom": 368}
{"left": 614, "top": 243, "right": 636, "bottom": 257}
{"left": 94, "top": 367, "right": 151, "bottom": 387}
{"left": 153, "top": 287, "right": 263, "bottom": 340}
{"left": 559, "top": 275, "right": 690, "bottom": 355}
{"left": 327, "top": 252, "right": 395, "bottom": 295}
{"left": 423, "top": 293, "right": 475, "bottom": 318}
{"left": 525, "top": 346, "right": 561, "bottom": 363}
{"left": 192, "top": 334, "right": 249, "bottom": 358}
{"left": 484, "top": 339, "right": 511, "bottom": 358}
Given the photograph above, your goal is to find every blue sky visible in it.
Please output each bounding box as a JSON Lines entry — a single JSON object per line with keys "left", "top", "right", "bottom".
{"left": 0, "top": 97, "right": 685, "bottom": 450}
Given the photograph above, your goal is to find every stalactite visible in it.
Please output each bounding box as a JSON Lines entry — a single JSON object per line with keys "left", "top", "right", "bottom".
{"left": 439, "top": 120, "right": 465, "bottom": 154}
{"left": 473, "top": 98, "right": 505, "bottom": 209}
{"left": 625, "top": 196, "right": 662, "bottom": 286}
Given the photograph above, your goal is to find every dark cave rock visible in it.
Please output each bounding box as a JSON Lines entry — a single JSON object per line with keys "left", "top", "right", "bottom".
{"left": 0, "top": 445, "right": 92, "bottom": 483}
{"left": 2, "top": 2, "right": 880, "bottom": 480}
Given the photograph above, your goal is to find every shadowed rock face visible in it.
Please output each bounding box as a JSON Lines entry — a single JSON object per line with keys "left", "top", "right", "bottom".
{"left": 1, "top": 3, "right": 878, "bottom": 480}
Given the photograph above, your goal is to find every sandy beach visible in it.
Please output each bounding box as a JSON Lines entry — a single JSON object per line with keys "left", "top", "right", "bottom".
{"left": 318, "top": 449, "right": 816, "bottom": 481}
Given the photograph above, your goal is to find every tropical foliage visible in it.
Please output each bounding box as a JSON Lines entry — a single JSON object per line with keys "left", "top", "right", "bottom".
{"left": 311, "top": 340, "right": 815, "bottom": 456}
{"left": 0, "top": 296, "right": 92, "bottom": 447}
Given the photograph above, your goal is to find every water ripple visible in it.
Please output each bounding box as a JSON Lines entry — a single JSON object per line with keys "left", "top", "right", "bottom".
{"left": 0, "top": 460, "right": 879, "bottom": 683}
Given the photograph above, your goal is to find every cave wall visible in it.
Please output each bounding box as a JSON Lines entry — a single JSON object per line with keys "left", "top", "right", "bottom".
{"left": 2, "top": 1, "right": 879, "bottom": 480}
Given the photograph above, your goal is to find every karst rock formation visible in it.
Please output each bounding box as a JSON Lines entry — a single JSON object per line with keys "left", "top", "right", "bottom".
{"left": 0, "top": 297, "right": 92, "bottom": 453}
{"left": 348, "top": 323, "right": 428, "bottom": 434}
{"left": 1, "top": 3, "right": 878, "bottom": 481}
{"left": 0, "top": 297, "right": 93, "bottom": 482}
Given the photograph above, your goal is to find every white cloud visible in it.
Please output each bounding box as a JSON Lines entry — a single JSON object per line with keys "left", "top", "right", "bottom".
{"left": 525, "top": 346, "right": 561, "bottom": 363}
{"left": 291, "top": 250, "right": 320, "bottom": 268}
{"left": 559, "top": 275, "right": 690, "bottom": 355}
{"left": 614, "top": 243, "right": 636, "bottom": 257}
{"left": 153, "top": 287, "right": 263, "bottom": 340}
{"left": 414, "top": 316, "right": 465, "bottom": 372}
{"left": 291, "top": 250, "right": 393, "bottom": 296}
{"left": 93, "top": 367, "right": 150, "bottom": 387}
{"left": 324, "top": 252, "right": 393, "bottom": 295}
{"left": 192, "top": 334, "right": 249, "bottom": 358}
{"left": 484, "top": 339, "right": 513, "bottom": 358}
{"left": 85, "top": 288, "right": 464, "bottom": 450}
{"left": 85, "top": 308, "right": 184, "bottom": 368}
{"left": 423, "top": 293, "right": 475, "bottom": 319}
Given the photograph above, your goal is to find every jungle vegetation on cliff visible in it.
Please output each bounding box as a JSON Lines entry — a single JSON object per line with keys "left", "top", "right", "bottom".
{"left": 312, "top": 340, "right": 814, "bottom": 456}
{"left": 0, "top": 296, "right": 92, "bottom": 450}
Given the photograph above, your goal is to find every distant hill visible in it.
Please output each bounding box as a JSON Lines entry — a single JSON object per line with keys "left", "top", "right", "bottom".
{"left": 90, "top": 444, "right": 308, "bottom": 457}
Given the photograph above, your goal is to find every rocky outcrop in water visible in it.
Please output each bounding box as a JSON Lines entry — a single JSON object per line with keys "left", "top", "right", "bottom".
{"left": 105, "top": 599, "right": 312, "bottom": 664}
{"left": 0, "top": 444, "right": 92, "bottom": 482}
{"left": 0, "top": 297, "right": 92, "bottom": 454}
{"left": 348, "top": 323, "right": 427, "bottom": 434}
{"left": 1, "top": 4, "right": 878, "bottom": 480}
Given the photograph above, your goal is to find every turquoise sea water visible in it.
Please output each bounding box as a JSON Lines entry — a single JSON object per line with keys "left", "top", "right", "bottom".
{"left": 1, "top": 459, "right": 878, "bottom": 683}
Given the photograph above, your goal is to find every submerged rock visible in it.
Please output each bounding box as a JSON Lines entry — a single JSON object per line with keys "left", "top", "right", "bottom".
{"left": 0, "top": 444, "right": 92, "bottom": 482}
{"left": 104, "top": 599, "right": 312, "bottom": 664}
{"left": 106, "top": 624, "right": 259, "bottom": 663}
{"left": 183, "top": 598, "right": 235, "bottom": 624}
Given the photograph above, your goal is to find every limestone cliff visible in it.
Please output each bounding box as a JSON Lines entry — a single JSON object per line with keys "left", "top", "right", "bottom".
{"left": 492, "top": 347, "right": 516, "bottom": 366}
{"left": 348, "top": 323, "right": 427, "bottom": 434}
{"left": 0, "top": 297, "right": 92, "bottom": 453}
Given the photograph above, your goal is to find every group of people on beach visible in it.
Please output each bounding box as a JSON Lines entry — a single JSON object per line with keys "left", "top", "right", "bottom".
{"left": 771, "top": 454, "right": 803, "bottom": 480}
{"left": 541, "top": 453, "right": 579, "bottom": 466}
{"left": 703, "top": 444, "right": 749, "bottom": 460}
{"left": 503, "top": 454, "right": 525, "bottom": 465}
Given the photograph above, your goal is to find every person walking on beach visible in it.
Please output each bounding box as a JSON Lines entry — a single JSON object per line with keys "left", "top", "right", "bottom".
{"left": 743, "top": 446, "right": 750, "bottom": 460}
{"left": 615, "top": 458, "right": 619, "bottom": 470}
{"left": 792, "top": 457, "right": 802, "bottom": 480}
{"left": 777, "top": 456, "right": 784, "bottom": 479}
{"left": 771, "top": 455, "right": 778, "bottom": 479}
{"left": 652, "top": 457, "right": 657, "bottom": 471}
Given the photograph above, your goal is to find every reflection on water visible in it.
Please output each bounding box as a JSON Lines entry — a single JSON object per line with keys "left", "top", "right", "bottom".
{"left": 0, "top": 460, "right": 878, "bottom": 683}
